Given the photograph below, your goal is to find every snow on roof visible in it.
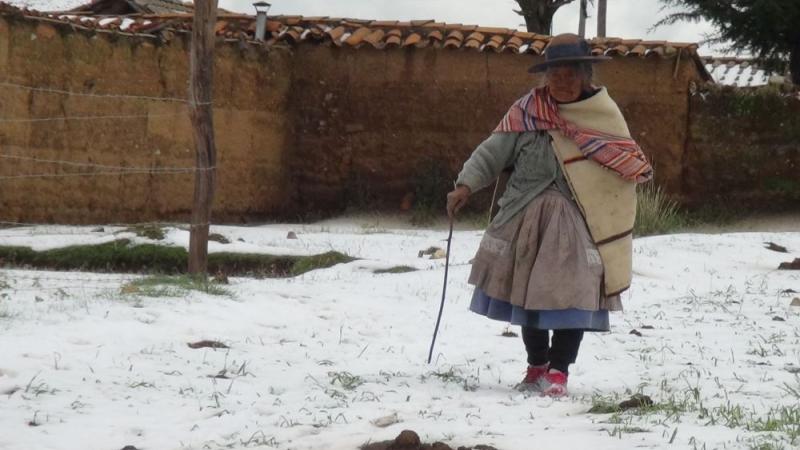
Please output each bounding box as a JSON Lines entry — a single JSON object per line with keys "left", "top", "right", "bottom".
{"left": 3, "top": 0, "right": 90, "bottom": 11}
{"left": 703, "top": 57, "right": 771, "bottom": 87}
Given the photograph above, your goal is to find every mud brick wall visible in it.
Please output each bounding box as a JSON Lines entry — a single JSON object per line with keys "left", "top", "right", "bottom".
{"left": 0, "top": 17, "right": 292, "bottom": 224}
{"left": 0, "top": 13, "right": 710, "bottom": 223}
{"left": 684, "top": 87, "right": 800, "bottom": 208}
{"left": 289, "top": 45, "right": 699, "bottom": 214}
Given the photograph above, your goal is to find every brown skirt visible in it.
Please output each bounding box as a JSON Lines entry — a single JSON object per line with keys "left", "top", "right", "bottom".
{"left": 469, "top": 188, "right": 622, "bottom": 312}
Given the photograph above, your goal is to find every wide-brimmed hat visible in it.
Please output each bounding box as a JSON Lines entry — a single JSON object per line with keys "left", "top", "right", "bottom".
{"left": 528, "top": 33, "right": 611, "bottom": 73}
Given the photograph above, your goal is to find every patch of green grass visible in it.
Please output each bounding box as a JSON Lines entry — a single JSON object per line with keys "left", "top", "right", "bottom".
{"left": 328, "top": 371, "right": 365, "bottom": 391}
{"left": 0, "top": 239, "right": 185, "bottom": 273}
{"left": 684, "top": 202, "right": 741, "bottom": 226}
{"left": 635, "top": 183, "right": 687, "bottom": 236}
{"left": 748, "top": 405, "right": 800, "bottom": 442}
{"left": 208, "top": 233, "right": 230, "bottom": 244}
{"left": 589, "top": 396, "right": 623, "bottom": 414}
{"left": 373, "top": 265, "right": 418, "bottom": 274}
{"left": 286, "top": 251, "right": 354, "bottom": 277}
{"left": 125, "top": 224, "right": 166, "bottom": 240}
{"left": 122, "top": 275, "right": 230, "bottom": 297}
{"left": 423, "top": 367, "right": 479, "bottom": 392}
{"left": 0, "top": 240, "right": 354, "bottom": 277}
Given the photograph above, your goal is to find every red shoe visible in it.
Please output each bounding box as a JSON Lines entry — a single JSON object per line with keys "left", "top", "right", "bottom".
{"left": 515, "top": 364, "right": 549, "bottom": 392}
{"left": 541, "top": 369, "right": 568, "bottom": 397}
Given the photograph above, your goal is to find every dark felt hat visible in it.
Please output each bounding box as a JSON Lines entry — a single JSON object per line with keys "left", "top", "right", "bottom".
{"left": 529, "top": 33, "right": 611, "bottom": 73}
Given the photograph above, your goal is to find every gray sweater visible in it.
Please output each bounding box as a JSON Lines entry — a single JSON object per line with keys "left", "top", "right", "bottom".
{"left": 456, "top": 131, "right": 573, "bottom": 226}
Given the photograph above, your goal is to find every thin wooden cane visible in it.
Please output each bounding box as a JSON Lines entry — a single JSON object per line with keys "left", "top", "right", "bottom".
{"left": 427, "top": 217, "right": 454, "bottom": 364}
{"left": 487, "top": 178, "right": 500, "bottom": 227}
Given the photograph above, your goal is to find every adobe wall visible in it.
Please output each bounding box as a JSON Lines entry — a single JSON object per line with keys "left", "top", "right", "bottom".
{"left": 0, "top": 17, "right": 293, "bottom": 224}
{"left": 289, "top": 44, "right": 699, "bottom": 214}
{"left": 0, "top": 13, "right": 716, "bottom": 224}
{"left": 684, "top": 87, "right": 800, "bottom": 208}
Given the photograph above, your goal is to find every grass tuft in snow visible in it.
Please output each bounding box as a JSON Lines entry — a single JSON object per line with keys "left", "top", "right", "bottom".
{"left": 124, "top": 224, "right": 166, "bottom": 240}
{"left": 0, "top": 240, "right": 354, "bottom": 277}
{"left": 208, "top": 233, "right": 230, "bottom": 244}
{"left": 373, "top": 265, "right": 418, "bottom": 274}
{"left": 328, "top": 371, "right": 365, "bottom": 391}
{"left": 122, "top": 275, "right": 230, "bottom": 297}
{"left": 423, "top": 366, "right": 480, "bottom": 392}
{"left": 635, "top": 182, "right": 686, "bottom": 236}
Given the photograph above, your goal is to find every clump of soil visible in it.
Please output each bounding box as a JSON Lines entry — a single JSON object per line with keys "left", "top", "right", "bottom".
{"left": 361, "top": 429, "right": 498, "bottom": 450}
{"left": 778, "top": 258, "right": 800, "bottom": 270}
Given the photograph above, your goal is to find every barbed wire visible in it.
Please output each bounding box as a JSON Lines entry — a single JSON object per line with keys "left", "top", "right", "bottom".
{"left": 0, "top": 169, "right": 202, "bottom": 180}
{"left": 0, "top": 153, "right": 201, "bottom": 172}
{"left": 0, "top": 80, "right": 189, "bottom": 103}
{"left": 0, "top": 112, "right": 186, "bottom": 123}
{"left": 0, "top": 220, "right": 189, "bottom": 228}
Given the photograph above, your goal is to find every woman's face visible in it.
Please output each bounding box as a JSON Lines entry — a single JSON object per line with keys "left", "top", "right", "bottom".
{"left": 545, "top": 65, "right": 586, "bottom": 103}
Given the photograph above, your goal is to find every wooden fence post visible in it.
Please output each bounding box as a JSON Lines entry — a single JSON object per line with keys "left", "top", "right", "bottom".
{"left": 188, "top": 0, "right": 219, "bottom": 275}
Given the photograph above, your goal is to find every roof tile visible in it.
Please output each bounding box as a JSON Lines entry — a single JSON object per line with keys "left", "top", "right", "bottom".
{"left": 530, "top": 39, "right": 547, "bottom": 55}
{"left": 385, "top": 34, "right": 402, "bottom": 48}
{"left": 345, "top": 27, "right": 371, "bottom": 46}
{"left": 327, "top": 26, "right": 346, "bottom": 44}
{"left": 403, "top": 33, "right": 421, "bottom": 47}
{"left": 364, "top": 29, "right": 385, "bottom": 47}
{"left": 1, "top": 4, "right": 704, "bottom": 70}
{"left": 629, "top": 44, "right": 647, "bottom": 56}
{"left": 485, "top": 34, "right": 505, "bottom": 51}
{"left": 427, "top": 30, "right": 444, "bottom": 41}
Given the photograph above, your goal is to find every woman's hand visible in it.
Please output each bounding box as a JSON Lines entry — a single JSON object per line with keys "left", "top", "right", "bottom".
{"left": 446, "top": 185, "right": 471, "bottom": 219}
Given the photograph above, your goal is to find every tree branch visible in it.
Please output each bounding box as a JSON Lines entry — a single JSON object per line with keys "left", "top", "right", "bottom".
{"left": 552, "top": 0, "right": 576, "bottom": 9}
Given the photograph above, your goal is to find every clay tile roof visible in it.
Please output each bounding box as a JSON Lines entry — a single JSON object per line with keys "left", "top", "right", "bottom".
{"left": 464, "top": 31, "right": 485, "bottom": 49}
{"left": 0, "top": 3, "right": 709, "bottom": 79}
{"left": 345, "top": 27, "right": 371, "bottom": 46}
{"left": 403, "top": 32, "right": 421, "bottom": 47}
{"left": 604, "top": 44, "right": 628, "bottom": 56}
{"left": 363, "top": 29, "right": 385, "bottom": 48}
{"left": 371, "top": 20, "right": 398, "bottom": 27}
{"left": 427, "top": 30, "right": 443, "bottom": 41}
{"left": 385, "top": 29, "right": 402, "bottom": 48}
{"left": 530, "top": 39, "right": 548, "bottom": 55}
{"left": 506, "top": 36, "right": 523, "bottom": 48}
{"left": 485, "top": 34, "right": 505, "bottom": 51}
{"left": 629, "top": 44, "right": 648, "bottom": 56}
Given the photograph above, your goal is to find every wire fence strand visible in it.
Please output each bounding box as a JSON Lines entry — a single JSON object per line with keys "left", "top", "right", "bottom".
{"left": 0, "top": 153, "right": 201, "bottom": 172}
{"left": 0, "top": 80, "right": 189, "bottom": 103}
{"left": 0, "top": 112, "right": 186, "bottom": 123}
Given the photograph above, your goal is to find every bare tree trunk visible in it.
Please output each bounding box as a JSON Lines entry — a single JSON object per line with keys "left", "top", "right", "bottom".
{"left": 578, "top": 0, "right": 588, "bottom": 37}
{"left": 597, "top": 0, "right": 607, "bottom": 38}
{"left": 790, "top": 38, "right": 800, "bottom": 85}
{"left": 188, "top": 0, "right": 219, "bottom": 275}
{"left": 522, "top": 13, "right": 553, "bottom": 34}
{"left": 514, "top": 0, "right": 577, "bottom": 34}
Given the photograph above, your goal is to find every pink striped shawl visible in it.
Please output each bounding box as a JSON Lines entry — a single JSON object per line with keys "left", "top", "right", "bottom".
{"left": 494, "top": 87, "right": 653, "bottom": 183}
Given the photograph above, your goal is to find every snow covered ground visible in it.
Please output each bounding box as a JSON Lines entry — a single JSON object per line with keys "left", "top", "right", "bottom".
{"left": 0, "top": 222, "right": 799, "bottom": 450}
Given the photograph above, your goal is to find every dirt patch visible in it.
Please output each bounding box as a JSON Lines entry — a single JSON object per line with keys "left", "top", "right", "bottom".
{"left": 361, "top": 430, "right": 498, "bottom": 450}
{"left": 187, "top": 340, "right": 229, "bottom": 349}
{"left": 779, "top": 258, "right": 800, "bottom": 270}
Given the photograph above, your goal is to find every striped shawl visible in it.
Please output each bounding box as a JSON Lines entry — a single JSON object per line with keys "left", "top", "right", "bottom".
{"left": 495, "top": 87, "right": 653, "bottom": 183}
{"left": 494, "top": 86, "right": 651, "bottom": 296}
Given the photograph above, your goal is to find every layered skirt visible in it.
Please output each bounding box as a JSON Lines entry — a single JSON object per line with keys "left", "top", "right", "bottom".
{"left": 468, "top": 188, "right": 622, "bottom": 331}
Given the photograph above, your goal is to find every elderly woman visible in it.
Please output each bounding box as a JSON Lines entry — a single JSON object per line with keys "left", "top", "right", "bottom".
{"left": 446, "top": 34, "right": 653, "bottom": 397}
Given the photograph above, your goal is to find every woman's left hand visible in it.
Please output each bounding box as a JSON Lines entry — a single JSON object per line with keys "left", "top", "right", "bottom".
{"left": 446, "top": 185, "right": 471, "bottom": 219}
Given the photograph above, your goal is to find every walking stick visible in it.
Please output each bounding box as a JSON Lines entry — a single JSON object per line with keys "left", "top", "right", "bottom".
{"left": 427, "top": 216, "right": 454, "bottom": 364}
